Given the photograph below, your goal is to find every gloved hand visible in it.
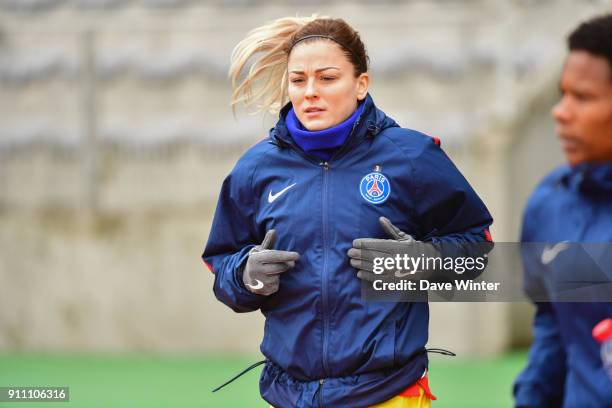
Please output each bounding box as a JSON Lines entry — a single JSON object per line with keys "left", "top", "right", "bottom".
{"left": 242, "top": 230, "right": 300, "bottom": 296}
{"left": 347, "top": 217, "right": 439, "bottom": 282}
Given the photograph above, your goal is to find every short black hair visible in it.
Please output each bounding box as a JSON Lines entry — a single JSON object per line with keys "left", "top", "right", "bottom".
{"left": 568, "top": 14, "right": 612, "bottom": 69}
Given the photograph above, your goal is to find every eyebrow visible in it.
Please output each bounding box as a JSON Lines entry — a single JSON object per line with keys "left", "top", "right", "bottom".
{"left": 289, "top": 66, "right": 340, "bottom": 74}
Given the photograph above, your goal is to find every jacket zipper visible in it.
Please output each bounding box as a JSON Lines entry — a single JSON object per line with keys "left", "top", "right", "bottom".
{"left": 274, "top": 128, "right": 368, "bottom": 391}
{"left": 277, "top": 138, "right": 332, "bottom": 383}
{"left": 318, "top": 120, "right": 361, "bottom": 383}
{"left": 320, "top": 160, "right": 330, "bottom": 380}
{"left": 317, "top": 378, "right": 325, "bottom": 407}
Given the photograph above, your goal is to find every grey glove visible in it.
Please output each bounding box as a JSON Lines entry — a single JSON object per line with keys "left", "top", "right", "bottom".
{"left": 242, "top": 230, "right": 300, "bottom": 296}
{"left": 347, "top": 217, "right": 439, "bottom": 282}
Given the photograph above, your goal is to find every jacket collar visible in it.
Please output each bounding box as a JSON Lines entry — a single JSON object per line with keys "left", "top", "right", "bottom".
{"left": 560, "top": 161, "right": 612, "bottom": 193}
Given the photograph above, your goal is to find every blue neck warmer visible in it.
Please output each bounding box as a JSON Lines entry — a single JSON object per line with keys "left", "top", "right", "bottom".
{"left": 286, "top": 101, "right": 365, "bottom": 161}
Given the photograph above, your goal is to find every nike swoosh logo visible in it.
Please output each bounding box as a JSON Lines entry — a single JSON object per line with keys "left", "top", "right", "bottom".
{"left": 541, "top": 241, "right": 570, "bottom": 265}
{"left": 395, "top": 270, "right": 418, "bottom": 278}
{"left": 246, "top": 279, "right": 264, "bottom": 290}
{"left": 268, "top": 183, "right": 297, "bottom": 203}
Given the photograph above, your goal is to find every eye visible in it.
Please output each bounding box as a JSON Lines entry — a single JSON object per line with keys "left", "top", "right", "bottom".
{"left": 290, "top": 78, "right": 304, "bottom": 84}
{"left": 321, "top": 76, "right": 336, "bottom": 81}
{"left": 573, "top": 92, "right": 591, "bottom": 102}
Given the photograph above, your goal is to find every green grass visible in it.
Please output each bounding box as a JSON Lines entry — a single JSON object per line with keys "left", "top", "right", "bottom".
{"left": 428, "top": 351, "right": 526, "bottom": 408}
{"left": 0, "top": 351, "right": 527, "bottom": 407}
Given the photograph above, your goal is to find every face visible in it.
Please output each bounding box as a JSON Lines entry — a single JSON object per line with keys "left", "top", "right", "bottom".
{"left": 552, "top": 50, "right": 612, "bottom": 166}
{"left": 287, "top": 40, "right": 369, "bottom": 131}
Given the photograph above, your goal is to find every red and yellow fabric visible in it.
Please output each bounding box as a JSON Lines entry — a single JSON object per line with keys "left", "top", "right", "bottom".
{"left": 370, "top": 375, "right": 436, "bottom": 408}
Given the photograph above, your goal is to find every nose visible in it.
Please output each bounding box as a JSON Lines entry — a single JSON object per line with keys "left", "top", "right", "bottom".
{"left": 552, "top": 95, "right": 572, "bottom": 124}
{"left": 304, "top": 78, "right": 318, "bottom": 99}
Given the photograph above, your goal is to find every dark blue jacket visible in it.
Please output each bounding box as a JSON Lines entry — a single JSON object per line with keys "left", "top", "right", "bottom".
{"left": 203, "top": 95, "right": 493, "bottom": 407}
{"left": 514, "top": 163, "right": 612, "bottom": 408}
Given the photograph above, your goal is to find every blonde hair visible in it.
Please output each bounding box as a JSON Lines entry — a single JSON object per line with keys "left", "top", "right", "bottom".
{"left": 229, "top": 15, "right": 369, "bottom": 115}
{"left": 229, "top": 15, "right": 320, "bottom": 114}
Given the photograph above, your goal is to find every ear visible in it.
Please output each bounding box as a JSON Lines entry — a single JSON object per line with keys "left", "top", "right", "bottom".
{"left": 356, "top": 72, "right": 369, "bottom": 100}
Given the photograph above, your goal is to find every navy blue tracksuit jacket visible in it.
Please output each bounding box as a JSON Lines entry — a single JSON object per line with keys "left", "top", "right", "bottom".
{"left": 204, "top": 95, "right": 493, "bottom": 407}
{"left": 514, "top": 163, "right": 612, "bottom": 408}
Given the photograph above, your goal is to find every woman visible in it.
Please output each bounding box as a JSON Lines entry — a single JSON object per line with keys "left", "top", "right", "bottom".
{"left": 203, "top": 16, "right": 493, "bottom": 408}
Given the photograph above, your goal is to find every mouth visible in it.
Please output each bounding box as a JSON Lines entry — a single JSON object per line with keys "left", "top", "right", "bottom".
{"left": 558, "top": 133, "right": 581, "bottom": 152}
{"left": 303, "top": 107, "right": 325, "bottom": 116}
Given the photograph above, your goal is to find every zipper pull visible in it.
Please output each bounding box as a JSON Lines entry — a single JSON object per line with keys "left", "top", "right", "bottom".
{"left": 320, "top": 161, "right": 329, "bottom": 170}
{"left": 317, "top": 378, "right": 325, "bottom": 406}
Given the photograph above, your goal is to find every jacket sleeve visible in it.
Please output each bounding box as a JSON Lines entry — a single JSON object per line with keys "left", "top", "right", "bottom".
{"left": 410, "top": 139, "right": 494, "bottom": 280}
{"left": 513, "top": 302, "right": 566, "bottom": 408}
{"left": 411, "top": 139, "right": 493, "bottom": 244}
{"left": 202, "top": 160, "right": 266, "bottom": 313}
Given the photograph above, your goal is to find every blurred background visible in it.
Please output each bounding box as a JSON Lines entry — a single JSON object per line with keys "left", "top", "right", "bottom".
{"left": 0, "top": 0, "right": 610, "bottom": 406}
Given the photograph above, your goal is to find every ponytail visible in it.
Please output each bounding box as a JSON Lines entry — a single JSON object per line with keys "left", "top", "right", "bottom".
{"left": 229, "top": 15, "right": 322, "bottom": 114}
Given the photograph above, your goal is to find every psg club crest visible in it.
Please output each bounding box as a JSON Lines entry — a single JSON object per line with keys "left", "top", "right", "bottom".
{"left": 360, "top": 172, "right": 391, "bottom": 204}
